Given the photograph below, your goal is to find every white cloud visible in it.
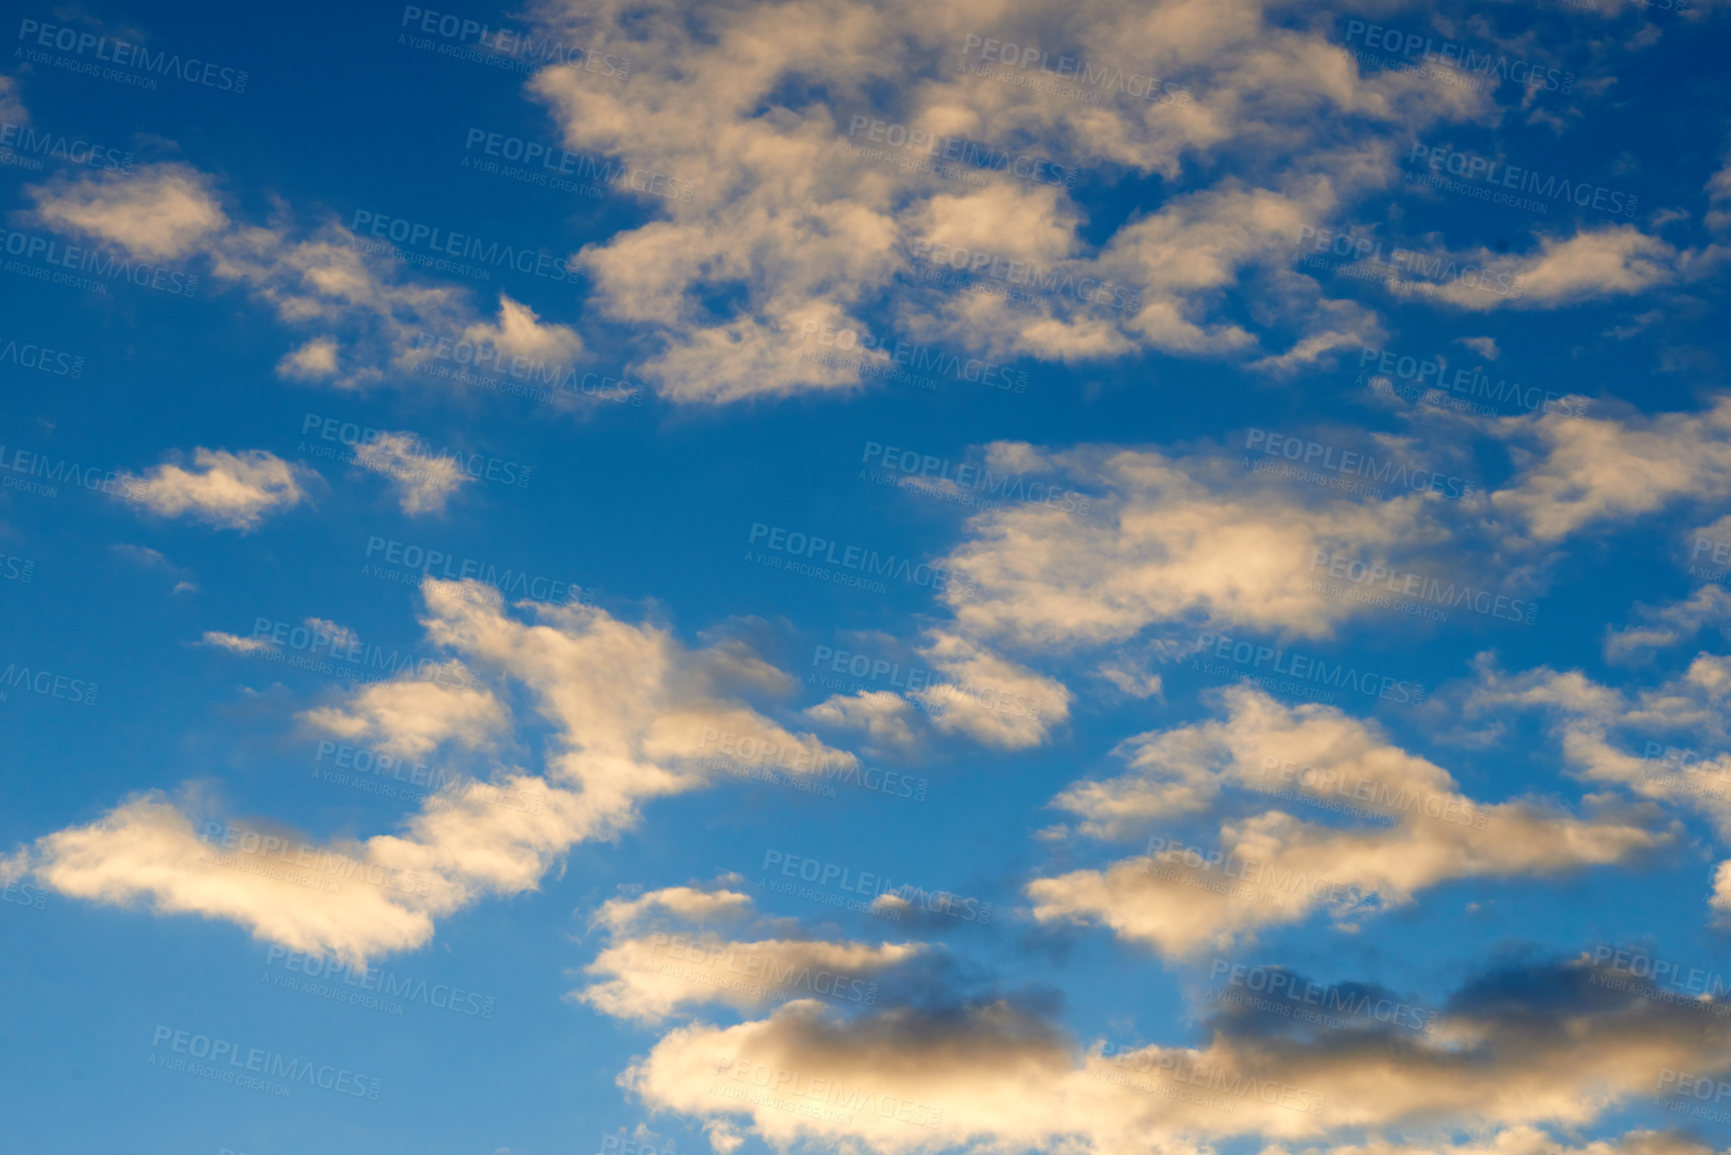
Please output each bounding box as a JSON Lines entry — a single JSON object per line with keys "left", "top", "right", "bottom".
{"left": 299, "top": 670, "right": 507, "bottom": 757}
{"left": 576, "top": 882, "right": 925, "bottom": 1022}
{"left": 1026, "top": 687, "right": 1672, "bottom": 956}
{"left": 31, "top": 162, "right": 228, "bottom": 261}
{"left": 117, "top": 448, "right": 310, "bottom": 530}
{"left": 16, "top": 581, "right": 859, "bottom": 964}
{"left": 352, "top": 432, "right": 472, "bottom": 515}
{"left": 623, "top": 959, "right": 1731, "bottom": 1155}
{"left": 804, "top": 690, "right": 919, "bottom": 753}
{"left": 197, "top": 631, "right": 277, "bottom": 656}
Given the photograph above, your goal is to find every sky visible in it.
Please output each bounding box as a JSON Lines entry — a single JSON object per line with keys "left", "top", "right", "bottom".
{"left": 3, "top": 0, "right": 1731, "bottom": 1153}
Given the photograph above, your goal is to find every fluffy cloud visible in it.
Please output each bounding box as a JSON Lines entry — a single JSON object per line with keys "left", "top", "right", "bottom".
{"left": 31, "top": 162, "right": 228, "bottom": 261}
{"left": 299, "top": 670, "right": 508, "bottom": 757}
{"left": 28, "top": 162, "right": 587, "bottom": 396}
{"left": 1491, "top": 396, "right": 1731, "bottom": 542}
{"left": 623, "top": 957, "right": 1731, "bottom": 1155}
{"left": 576, "top": 882, "right": 926, "bottom": 1022}
{"left": 116, "top": 448, "right": 310, "bottom": 530}
{"left": 936, "top": 440, "right": 1441, "bottom": 649}
{"left": 1026, "top": 687, "right": 1671, "bottom": 955}
{"left": 14, "top": 580, "right": 858, "bottom": 964}
{"left": 351, "top": 432, "right": 472, "bottom": 515}
{"left": 523, "top": 0, "right": 1501, "bottom": 401}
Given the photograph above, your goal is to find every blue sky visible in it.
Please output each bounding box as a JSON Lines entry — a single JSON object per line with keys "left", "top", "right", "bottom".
{"left": 5, "top": 0, "right": 1731, "bottom": 1153}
